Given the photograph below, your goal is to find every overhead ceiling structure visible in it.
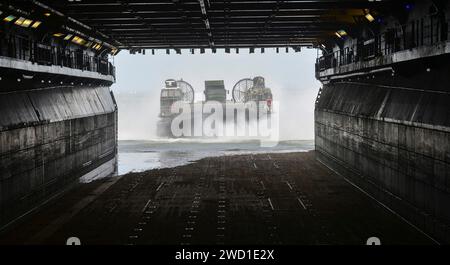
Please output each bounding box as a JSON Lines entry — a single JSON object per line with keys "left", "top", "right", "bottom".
{"left": 10, "top": 0, "right": 402, "bottom": 52}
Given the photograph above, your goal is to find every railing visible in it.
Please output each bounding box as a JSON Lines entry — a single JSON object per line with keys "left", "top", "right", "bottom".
{"left": 316, "top": 15, "right": 450, "bottom": 72}
{"left": 0, "top": 35, "right": 115, "bottom": 78}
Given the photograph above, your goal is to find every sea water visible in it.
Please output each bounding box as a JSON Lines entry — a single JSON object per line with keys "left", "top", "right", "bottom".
{"left": 118, "top": 139, "right": 314, "bottom": 175}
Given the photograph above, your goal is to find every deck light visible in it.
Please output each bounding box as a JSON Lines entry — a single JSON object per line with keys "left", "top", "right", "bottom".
{"left": 92, "top": 43, "right": 102, "bottom": 50}
{"left": 72, "top": 36, "right": 86, "bottom": 45}
{"left": 335, "top": 30, "right": 347, "bottom": 39}
{"left": 53, "top": 33, "right": 64, "bottom": 37}
{"left": 337, "top": 30, "right": 347, "bottom": 36}
{"left": 3, "top": 15, "right": 16, "bottom": 22}
{"left": 365, "top": 13, "right": 375, "bottom": 22}
{"left": 31, "top": 21, "right": 42, "bottom": 28}
{"left": 23, "top": 19, "right": 34, "bottom": 27}
{"left": 111, "top": 48, "right": 119, "bottom": 56}
{"left": 15, "top": 17, "right": 25, "bottom": 25}
{"left": 64, "top": 34, "right": 73, "bottom": 40}
{"left": 21, "top": 19, "right": 34, "bottom": 27}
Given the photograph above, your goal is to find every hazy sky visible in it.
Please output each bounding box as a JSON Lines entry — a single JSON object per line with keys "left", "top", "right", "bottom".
{"left": 111, "top": 48, "right": 321, "bottom": 140}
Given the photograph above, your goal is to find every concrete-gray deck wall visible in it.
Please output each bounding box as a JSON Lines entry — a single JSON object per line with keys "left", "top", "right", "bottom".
{"left": 315, "top": 81, "right": 450, "bottom": 243}
{"left": 0, "top": 86, "right": 117, "bottom": 229}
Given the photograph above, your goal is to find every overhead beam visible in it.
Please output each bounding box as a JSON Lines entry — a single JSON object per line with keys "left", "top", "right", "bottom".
{"left": 33, "top": 0, "right": 394, "bottom": 50}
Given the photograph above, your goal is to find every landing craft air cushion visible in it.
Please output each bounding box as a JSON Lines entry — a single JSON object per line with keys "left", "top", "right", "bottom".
{"left": 157, "top": 77, "right": 273, "bottom": 138}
